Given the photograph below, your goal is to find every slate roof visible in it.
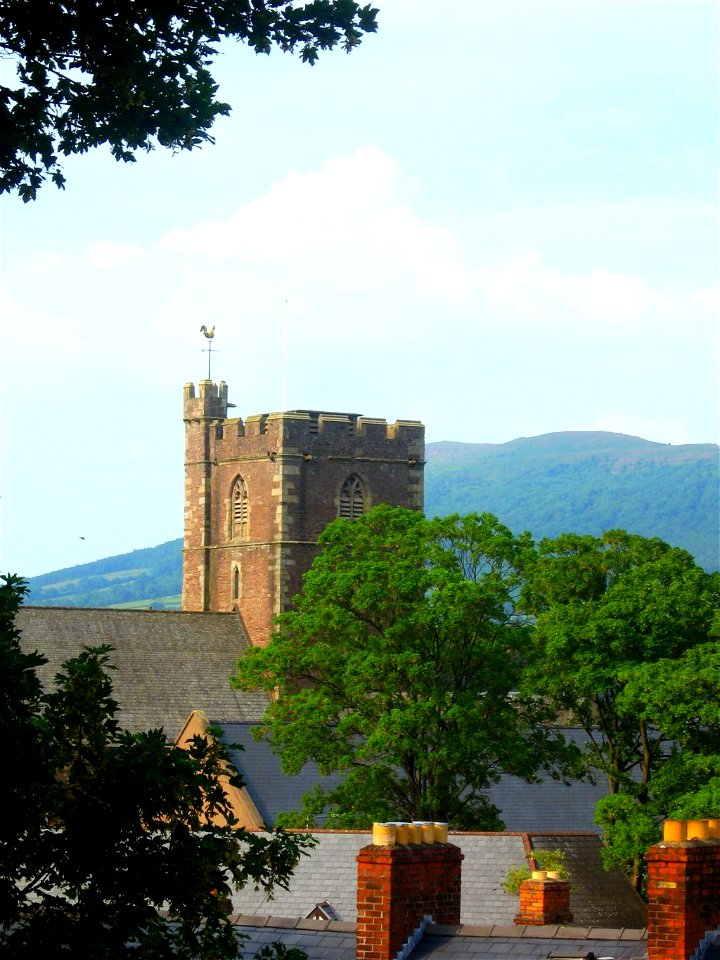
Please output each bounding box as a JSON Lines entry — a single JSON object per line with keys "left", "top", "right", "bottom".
{"left": 17, "top": 607, "right": 268, "bottom": 739}
{"left": 220, "top": 724, "right": 609, "bottom": 833}
{"left": 229, "top": 832, "right": 647, "bottom": 930}
{"left": 231, "top": 918, "right": 648, "bottom": 960}
{"left": 487, "top": 730, "right": 610, "bottom": 833}
{"left": 220, "top": 723, "right": 346, "bottom": 827}
{"left": 16, "top": 610, "right": 618, "bottom": 836}
{"left": 529, "top": 835, "right": 648, "bottom": 930}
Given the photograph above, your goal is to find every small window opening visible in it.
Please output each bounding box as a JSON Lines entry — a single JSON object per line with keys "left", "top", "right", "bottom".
{"left": 339, "top": 475, "right": 366, "bottom": 521}
{"left": 231, "top": 477, "right": 248, "bottom": 540}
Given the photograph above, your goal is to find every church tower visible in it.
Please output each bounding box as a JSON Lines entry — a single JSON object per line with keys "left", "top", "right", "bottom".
{"left": 182, "top": 380, "right": 425, "bottom": 646}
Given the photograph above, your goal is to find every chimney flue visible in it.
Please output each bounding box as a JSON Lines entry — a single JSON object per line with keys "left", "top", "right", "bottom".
{"left": 356, "top": 822, "right": 462, "bottom": 960}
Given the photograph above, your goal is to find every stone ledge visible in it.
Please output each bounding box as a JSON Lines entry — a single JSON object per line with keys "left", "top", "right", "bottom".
{"left": 527, "top": 926, "right": 561, "bottom": 939}
{"left": 554, "top": 927, "right": 590, "bottom": 939}
{"left": 234, "top": 914, "right": 272, "bottom": 926}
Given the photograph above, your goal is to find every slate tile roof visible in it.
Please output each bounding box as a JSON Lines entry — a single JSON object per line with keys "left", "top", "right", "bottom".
{"left": 415, "top": 923, "right": 647, "bottom": 959}
{"left": 229, "top": 832, "right": 647, "bottom": 930}
{"left": 235, "top": 921, "right": 356, "bottom": 960}
{"left": 230, "top": 918, "right": 647, "bottom": 960}
{"left": 17, "top": 607, "right": 268, "bottom": 739}
{"left": 232, "top": 832, "right": 369, "bottom": 922}
{"left": 529, "top": 835, "right": 647, "bottom": 930}
{"left": 220, "top": 723, "right": 346, "bottom": 827}
{"left": 220, "top": 725, "right": 609, "bottom": 834}
{"left": 487, "top": 730, "right": 610, "bottom": 833}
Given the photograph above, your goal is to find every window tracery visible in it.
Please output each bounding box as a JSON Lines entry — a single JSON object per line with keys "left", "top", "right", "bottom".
{"left": 231, "top": 476, "right": 248, "bottom": 540}
{"left": 339, "top": 475, "right": 366, "bottom": 521}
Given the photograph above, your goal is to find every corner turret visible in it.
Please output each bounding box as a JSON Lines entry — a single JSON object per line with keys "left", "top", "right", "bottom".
{"left": 183, "top": 380, "right": 229, "bottom": 421}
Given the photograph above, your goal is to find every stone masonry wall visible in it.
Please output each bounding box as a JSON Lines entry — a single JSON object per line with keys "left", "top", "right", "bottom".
{"left": 182, "top": 383, "right": 425, "bottom": 646}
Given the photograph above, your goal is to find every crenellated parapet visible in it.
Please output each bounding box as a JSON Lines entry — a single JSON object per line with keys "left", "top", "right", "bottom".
{"left": 203, "top": 407, "right": 424, "bottom": 464}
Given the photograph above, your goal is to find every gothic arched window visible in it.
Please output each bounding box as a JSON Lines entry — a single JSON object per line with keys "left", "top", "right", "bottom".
{"left": 231, "top": 476, "right": 248, "bottom": 540}
{"left": 339, "top": 475, "right": 366, "bottom": 521}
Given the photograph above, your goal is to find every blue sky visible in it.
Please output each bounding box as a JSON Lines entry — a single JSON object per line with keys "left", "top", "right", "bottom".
{"left": 1, "top": 0, "right": 717, "bottom": 577}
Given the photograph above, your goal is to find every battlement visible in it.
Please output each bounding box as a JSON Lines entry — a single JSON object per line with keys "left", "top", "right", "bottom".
{"left": 217, "top": 410, "right": 424, "bottom": 459}
{"left": 185, "top": 384, "right": 424, "bottom": 459}
{"left": 183, "top": 380, "right": 229, "bottom": 421}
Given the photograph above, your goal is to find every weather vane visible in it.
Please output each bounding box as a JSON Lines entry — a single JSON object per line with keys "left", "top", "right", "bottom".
{"left": 200, "top": 325, "right": 216, "bottom": 379}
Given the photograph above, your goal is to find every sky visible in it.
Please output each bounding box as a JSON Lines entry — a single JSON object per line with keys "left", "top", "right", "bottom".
{"left": 0, "top": 0, "right": 717, "bottom": 578}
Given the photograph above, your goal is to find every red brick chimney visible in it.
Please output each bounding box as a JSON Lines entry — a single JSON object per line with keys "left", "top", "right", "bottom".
{"left": 514, "top": 872, "right": 573, "bottom": 926}
{"left": 356, "top": 822, "right": 463, "bottom": 960}
{"left": 647, "top": 819, "right": 720, "bottom": 960}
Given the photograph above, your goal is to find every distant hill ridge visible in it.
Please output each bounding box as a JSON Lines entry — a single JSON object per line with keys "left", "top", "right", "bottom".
{"left": 27, "top": 431, "right": 719, "bottom": 608}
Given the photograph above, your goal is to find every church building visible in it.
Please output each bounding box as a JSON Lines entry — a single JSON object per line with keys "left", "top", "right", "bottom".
{"left": 182, "top": 379, "right": 425, "bottom": 646}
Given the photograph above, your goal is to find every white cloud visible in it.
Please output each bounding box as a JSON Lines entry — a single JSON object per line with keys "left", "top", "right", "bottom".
{"left": 157, "top": 148, "right": 469, "bottom": 301}
{"left": 4, "top": 150, "right": 713, "bottom": 411}
{"left": 87, "top": 241, "right": 144, "bottom": 269}
{"left": 472, "top": 251, "right": 671, "bottom": 329}
{"left": 146, "top": 149, "right": 705, "bottom": 346}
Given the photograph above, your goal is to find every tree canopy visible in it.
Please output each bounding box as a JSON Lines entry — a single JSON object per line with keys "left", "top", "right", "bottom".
{"left": 0, "top": 0, "right": 377, "bottom": 199}
{"left": 0, "top": 574, "right": 310, "bottom": 959}
{"left": 232, "top": 506, "right": 579, "bottom": 829}
{"left": 520, "top": 532, "right": 719, "bottom": 890}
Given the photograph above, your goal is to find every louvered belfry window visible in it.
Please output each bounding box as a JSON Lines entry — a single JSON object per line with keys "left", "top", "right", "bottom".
{"left": 339, "top": 475, "right": 366, "bottom": 521}
{"left": 231, "top": 477, "right": 248, "bottom": 540}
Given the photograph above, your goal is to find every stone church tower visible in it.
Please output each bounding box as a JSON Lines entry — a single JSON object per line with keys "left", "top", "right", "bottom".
{"left": 182, "top": 380, "right": 425, "bottom": 646}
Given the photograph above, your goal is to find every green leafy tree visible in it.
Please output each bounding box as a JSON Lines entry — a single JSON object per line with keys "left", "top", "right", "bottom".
{"left": 233, "top": 506, "right": 579, "bottom": 829}
{"left": 0, "top": 575, "right": 50, "bottom": 931}
{"left": 0, "top": 574, "right": 311, "bottom": 959}
{"left": 521, "top": 532, "right": 718, "bottom": 891}
{"left": 0, "top": 0, "right": 377, "bottom": 200}
{"left": 618, "top": 625, "right": 720, "bottom": 822}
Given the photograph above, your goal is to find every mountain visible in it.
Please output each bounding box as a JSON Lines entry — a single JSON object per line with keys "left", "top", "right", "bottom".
{"left": 26, "top": 432, "right": 719, "bottom": 607}
{"left": 424, "top": 432, "right": 719, "bottom": 571}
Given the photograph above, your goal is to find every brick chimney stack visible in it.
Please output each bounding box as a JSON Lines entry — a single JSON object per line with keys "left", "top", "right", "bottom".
{"left": 647, "top": 818, "right": 720, "bottom": 960}
{"left": 356, "top": 822, "right": 462, "bottom": 960}
{"left": 514, "top": 872, "right": 573, "bottom": 926}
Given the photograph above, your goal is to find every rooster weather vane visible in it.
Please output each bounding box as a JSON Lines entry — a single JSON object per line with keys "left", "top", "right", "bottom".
{"left": 200, "top": 325, "right": 216, "bottom": 379}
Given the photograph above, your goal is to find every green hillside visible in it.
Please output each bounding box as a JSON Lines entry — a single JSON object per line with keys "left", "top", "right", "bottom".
{"left": 26, "top": 431, "right": 719, "bottom": 607}
{"left": 424, "top": 432, "right": 719, "bottom": 572}
{"left": 27, "top": 539, "right": 183, "bottom": 609}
